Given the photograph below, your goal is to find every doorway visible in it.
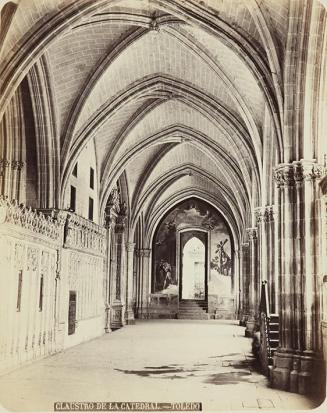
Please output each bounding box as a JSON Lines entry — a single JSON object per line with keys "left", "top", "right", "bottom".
{"left": 179, "top": 231, "right": 207, "bottom": 301}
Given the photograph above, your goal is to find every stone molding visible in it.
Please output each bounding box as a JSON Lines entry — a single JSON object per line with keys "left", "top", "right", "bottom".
{"left": 0, "top": 197, "right": 65, "bottom": 241}
{"left": 274, "top": 160, "right": 325, "bottom": 188}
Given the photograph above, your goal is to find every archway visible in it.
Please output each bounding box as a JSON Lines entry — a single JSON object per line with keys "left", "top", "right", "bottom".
{"left": 150, "top": 197, "right": 235, "bottom": 320}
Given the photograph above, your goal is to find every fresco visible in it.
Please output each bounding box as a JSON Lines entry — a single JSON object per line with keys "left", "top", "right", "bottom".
{"left": 152, "top": 198, "right": 233, "bottom": 296}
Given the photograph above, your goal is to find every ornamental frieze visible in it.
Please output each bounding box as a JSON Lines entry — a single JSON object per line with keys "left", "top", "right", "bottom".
{"left": 0, "top": 197, "right": 65, "bottom": 241}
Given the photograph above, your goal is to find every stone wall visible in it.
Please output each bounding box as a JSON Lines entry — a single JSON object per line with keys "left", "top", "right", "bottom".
{"left": 0, "top": 197, "right": 106, "bottom": 375}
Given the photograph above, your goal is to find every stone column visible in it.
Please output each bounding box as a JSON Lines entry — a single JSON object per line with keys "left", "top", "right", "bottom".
{"left": 295, "top": 160, "right": 323, "bottom": 394}
{"left": 271, "top": 160, "right": 324, "bottom": 394}
{"left": 272, "top": 164, "right": 295, "bottom": 391}
{"left": 267, "top": 206, "right": 277, "bottom": 313}
{"left": 138, "top": 248, "right": 151, "bottom": 319}
{"left": 234, "top": 249, "right": 240, "bottom": 319}
{"left": 110, "top": 213, "right": 126, "bottom": 329}
{"left": 104, "top": 211, "right": 114, "bottom": 333}
{"left": 239, "top": 242, "right": 249, "bottom": 325}
{"left": 255, "top": 208, "right": 265, "bottom": 282}
{"left": 125, "top": 242, "right": 135, "bottom": 325}
{"left": 245, "top": 228, "right": 258, "bottom": 336}
{"left": 11, "top": 161, "right": 24, "bottom": 201}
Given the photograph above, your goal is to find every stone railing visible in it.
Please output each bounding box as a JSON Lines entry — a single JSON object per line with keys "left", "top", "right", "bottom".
{"left": 63, "top": 212, "right": 106, "bottom": 256}
{"left": 0, "top": 196, "right": 65, "bottom": 241}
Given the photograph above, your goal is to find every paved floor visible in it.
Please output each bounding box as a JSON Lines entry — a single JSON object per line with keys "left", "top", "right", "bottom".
{"left": 0, "top": 320, "right": 324, "bottom": 412}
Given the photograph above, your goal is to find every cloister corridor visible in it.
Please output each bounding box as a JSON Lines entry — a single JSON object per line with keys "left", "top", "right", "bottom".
{"left": 0, "top": 320, "right": 322, "bottom": 412}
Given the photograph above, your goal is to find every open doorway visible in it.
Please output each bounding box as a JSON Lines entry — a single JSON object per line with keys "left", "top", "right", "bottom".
{"left": 180, "top": 231, "right": 207, "bottom": 301}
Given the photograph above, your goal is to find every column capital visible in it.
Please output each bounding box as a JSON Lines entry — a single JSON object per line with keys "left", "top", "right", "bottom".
{"left": 138, "top": 248, "right": 151, "bottom": 257}
{"left": 11, "top": 160, "right": 24, "bottom": 171}
{"left": 265, "top": 205, "right": 277, "bottom": 222}
{"left": 254, "top": 207, "right": 273, "bottom": 224}
{"left": 126, "top": 242, "right": 135, "bottom": 252}
{"left": 246, "top": 227, "right": 257, "bottom": 240}
{"left": 292, "top": 159, "right": 325, "bottom": 182}
{"left": 115, "top": 214, "right": 127, "bottom": 233}
{"left": 274, "top": 160, "right": 325, "bottom": 188}
{"left": 274, "top": 163, "right": 294, "bottom": 188}
{"left": 254, "top": 207, "right": 265, "bottom": 224}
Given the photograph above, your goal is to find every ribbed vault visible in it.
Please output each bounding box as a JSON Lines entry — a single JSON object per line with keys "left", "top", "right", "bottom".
{"left": 0, "top": 0, "right": 298, "bottom": 246}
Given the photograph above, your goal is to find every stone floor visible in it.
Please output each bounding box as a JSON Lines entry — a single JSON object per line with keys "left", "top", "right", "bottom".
{"left": 0, "top": 320, "right": 325, "bottom": 412}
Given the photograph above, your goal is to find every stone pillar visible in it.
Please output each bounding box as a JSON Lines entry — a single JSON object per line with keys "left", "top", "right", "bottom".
{"left": 295, "top": 161, "right": 323, "bottom": 394}
{"left": 110, "top": 213, "right": 126, "bottom": 330}
{"left": 11, "top": 161, "right": 24, "bottom": 201}
{"left": 267, "top": 206, "right": 277, "bottom": 313}
{"left": 272, "top": 163, "right": 295, "bottom": 391}
{"left": 255, "top": 208, "right": 266, "bottom": 283}
{"left": 104, "top": 212, "right": 114, "bottom": 333}
{"left": 125, "top": 242, "right": 135, "bottom": 325}
{"left": 245, "top": 228, "right": 258, "bottom": 337}
{"left": 138, "top": 248, "right": 151, "bottom": 319}
{"left": 271, "top": 160, "right": 324, "bottom": 394}
{"left": 239, "top": 242, "right": 249, "bottom": 325}
{"left": 234, "top": 249, "right": 240, "bottom": 319}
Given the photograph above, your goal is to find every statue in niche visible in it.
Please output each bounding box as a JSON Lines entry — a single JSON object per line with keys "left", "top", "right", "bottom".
{"left": 211, "top": 239, "right": 232, "bottom": 276}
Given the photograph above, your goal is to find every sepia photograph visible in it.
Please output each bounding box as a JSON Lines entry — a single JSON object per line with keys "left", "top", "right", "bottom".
{"left": 0, "top": 0, "right": 327, "bottom": 412}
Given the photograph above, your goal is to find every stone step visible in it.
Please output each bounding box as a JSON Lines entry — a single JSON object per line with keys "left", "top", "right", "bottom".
{"left": 179, "top": 310, "right": 208, "bottom": 315}
{"left": 177, "top": 313, "right": 209, "bottom": 320}
{"left": 179, "top": 305, "right": 207, "bottom": 310}
{"left": 179, "top": 302, "right": 207, "bottom": 308}
{"left": 270, "top": 339, "right": 279, "bottom": 348}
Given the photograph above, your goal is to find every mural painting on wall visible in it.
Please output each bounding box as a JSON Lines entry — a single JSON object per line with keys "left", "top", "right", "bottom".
{"left": 152, "top": 198, "right": 233, "bottom": 295}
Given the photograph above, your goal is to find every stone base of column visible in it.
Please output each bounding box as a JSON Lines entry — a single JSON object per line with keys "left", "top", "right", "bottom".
{"left": 104, "top": 306, "right": 112, "bottom": 333}
{"left": 239, "top": 312, "right": 249, "bottom": 327}
{"left": 125, "top": 308, "right": 135, "bottom": 325}
{"left": 137, "top": 308, "right": 149, "bottom": 319}
{"left": 110, "top": 302, "right": 124, "bottom": 330}
{"left": 245, "top": 318, "right": 256, "bottom": 337}
{"left": 271, "top": 350, "right": 323, "bottom": 395}
{"left": 271, "top": 349, "right": 294, "bottom": 391}
{"left": 298, "top": 351, "right": 320, "bottom": 395}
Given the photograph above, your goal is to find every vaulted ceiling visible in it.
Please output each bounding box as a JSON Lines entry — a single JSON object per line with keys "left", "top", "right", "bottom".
{"left": 2, "top": 0, "right": 324, "bottom": 244}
